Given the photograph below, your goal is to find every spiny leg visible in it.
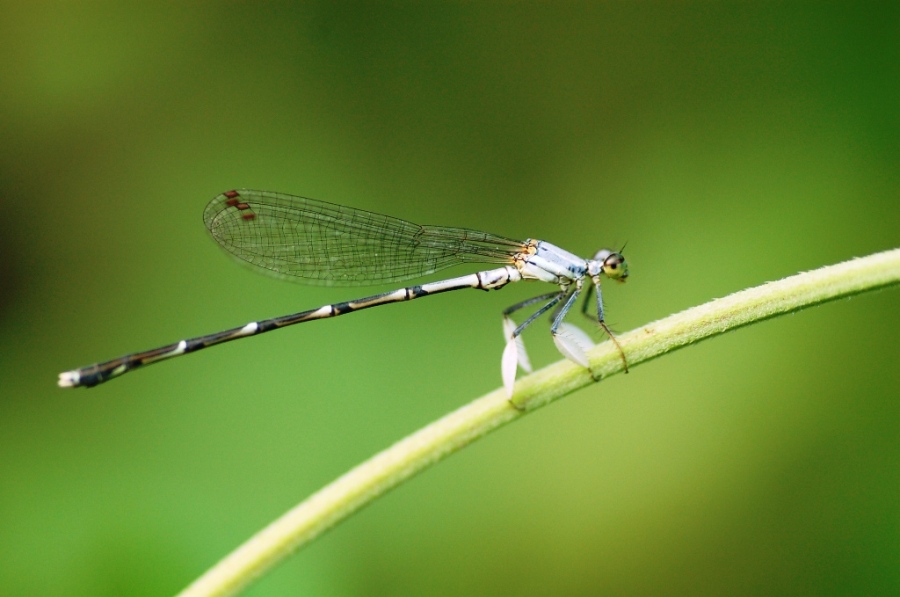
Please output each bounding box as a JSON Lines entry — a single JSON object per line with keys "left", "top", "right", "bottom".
{"left": 510, "top": 290, "right": 569, "bottom": 338}
{"left": 591, "top": 277, "right": 629, "bottom": 373}
{"left": 503, "top": 291, "right": 562, "bottom": 317}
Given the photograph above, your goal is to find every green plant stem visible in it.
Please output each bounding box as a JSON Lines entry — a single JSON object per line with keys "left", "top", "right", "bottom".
{"left": 176, "top": 248, "right": 900, "bottom": 597}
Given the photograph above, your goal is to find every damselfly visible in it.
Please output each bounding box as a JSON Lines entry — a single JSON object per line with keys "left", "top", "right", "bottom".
{"left": 58, "top": 190, "right": 629, "bottom": 395}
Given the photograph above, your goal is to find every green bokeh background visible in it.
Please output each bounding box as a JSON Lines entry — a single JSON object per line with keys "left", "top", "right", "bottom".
{"left": 1, "top": 3, "right": 897, "bottom": 596}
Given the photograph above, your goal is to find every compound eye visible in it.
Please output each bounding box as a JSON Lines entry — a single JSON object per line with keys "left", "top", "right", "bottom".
{"left": 602, "top": 253, "right": 628, "bottom": 280}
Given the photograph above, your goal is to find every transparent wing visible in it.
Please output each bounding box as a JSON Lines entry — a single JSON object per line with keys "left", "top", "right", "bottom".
{"left": 203, "top": 189, "right": 525, "bottom": 286}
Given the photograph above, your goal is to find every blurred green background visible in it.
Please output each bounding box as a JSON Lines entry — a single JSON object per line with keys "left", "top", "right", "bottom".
{"left": 1, "top": 3, "right": 897, "bottom": 596}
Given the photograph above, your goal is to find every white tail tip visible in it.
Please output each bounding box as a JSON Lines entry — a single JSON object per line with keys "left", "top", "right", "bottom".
{"left": 57, "top": 371, "right": 80, "bottom": 388}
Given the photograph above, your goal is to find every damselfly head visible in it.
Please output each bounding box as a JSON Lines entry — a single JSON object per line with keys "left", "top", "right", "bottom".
{"left": 594, "top": 249, "right": 628, "bottom": 282}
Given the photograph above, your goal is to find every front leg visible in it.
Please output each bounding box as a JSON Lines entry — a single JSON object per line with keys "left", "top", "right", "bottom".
{"left": 591, "top": 277, "right": 629, "bottom": 373}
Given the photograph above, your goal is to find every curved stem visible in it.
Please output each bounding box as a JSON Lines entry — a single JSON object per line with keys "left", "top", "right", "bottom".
{"left": 176, "top": 248, "right": 900, "bottom": 597}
